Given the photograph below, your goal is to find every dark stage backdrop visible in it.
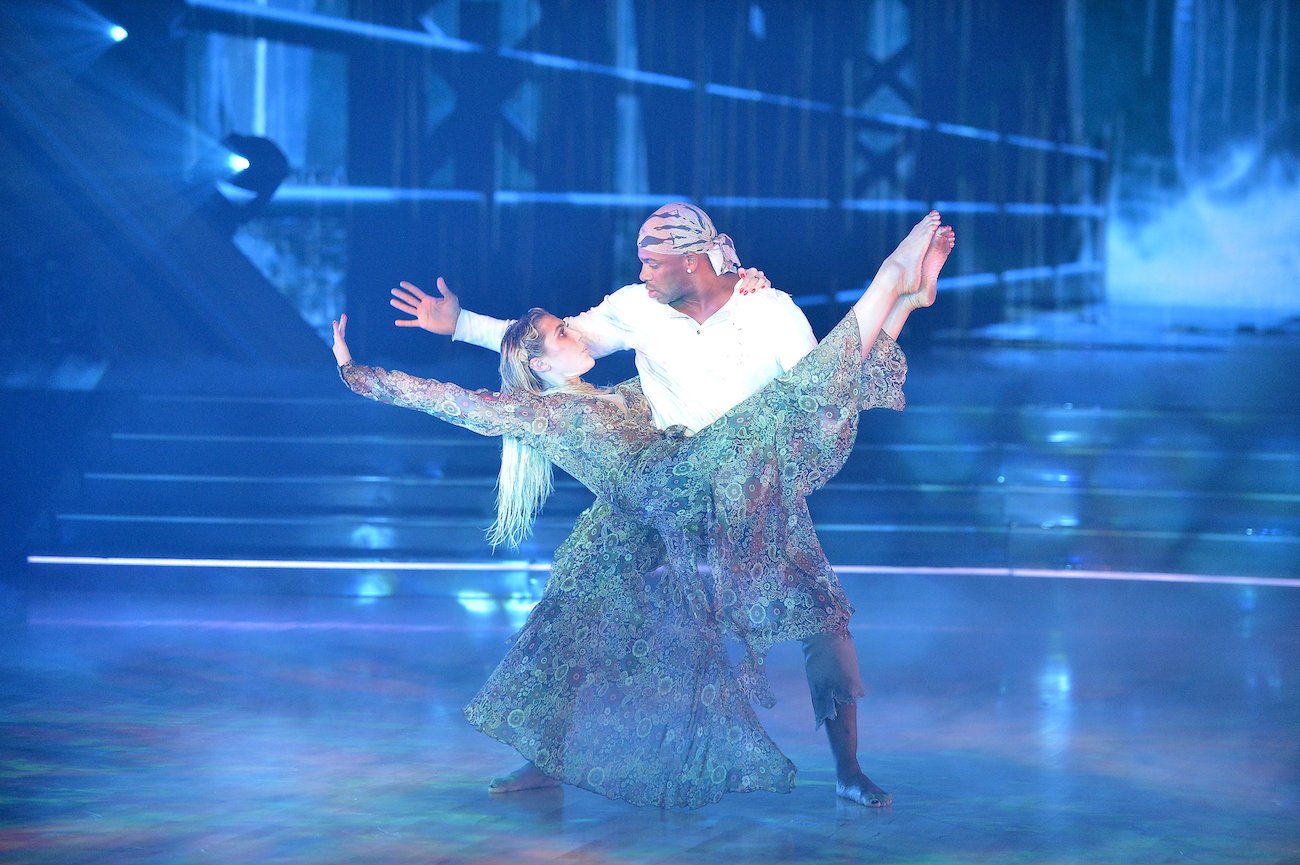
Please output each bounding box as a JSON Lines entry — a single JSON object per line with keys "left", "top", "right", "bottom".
{"left": 3, "top": 0, "right": 1296, "bottom": 372}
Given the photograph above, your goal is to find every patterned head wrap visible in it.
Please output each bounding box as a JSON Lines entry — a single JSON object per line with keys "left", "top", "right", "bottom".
{"left": 636, "top": 202, "right": 741, "bottom": 275}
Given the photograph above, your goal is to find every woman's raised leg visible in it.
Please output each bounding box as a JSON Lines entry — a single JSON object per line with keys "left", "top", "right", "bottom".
{"left": 852, "top": 212, "right": 940, "bottom": 358}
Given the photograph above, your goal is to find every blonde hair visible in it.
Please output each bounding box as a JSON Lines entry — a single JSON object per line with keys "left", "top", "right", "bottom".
{"left": 487, "top": 309, "right": 556, "bottom": 549}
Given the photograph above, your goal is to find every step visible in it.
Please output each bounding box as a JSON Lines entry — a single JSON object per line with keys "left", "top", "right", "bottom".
{"left": 37, "top": 510, "right": 1297, "bottom": 578}
{"left": 106, "top": 394, "right": 1300, "bottom": 455}
{"left": 58, "top": 473, "right": 1299, "bottom": 537}
{"left": 77, "top": 430, "right": 1300, "bottom": 496}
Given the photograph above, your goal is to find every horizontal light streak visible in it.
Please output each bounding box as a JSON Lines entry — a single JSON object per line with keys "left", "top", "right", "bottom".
{"left": 705, "top": 83, "right": 834, "bottom": 113}
{"left": 1059, "top": 143, "right": 1108, "bottom": 159}
{"left": 270, "top": 187, "right": 1108, "bottom": 217}
{"left": 1002, "top": 265, "right": 1058, "bottom": 283}
{"left": 1054, "top": 259, "right": 1104, "bottom": 275}
{"left": 816, "top": 259, "right": 1104, "bottom": 304}
{"left": 925, "top": 272, "right": 1000, "bottom": 291}
{"left": 187, "top": 0, "right": 479, "bottom": 52}
{"left": 834, "top": 565, "right": 1300, "bottom": 588}
{"left": 28, "top": 555, "right": 551, "bottom": 571}
{"left": 703, "top": 196, "right": 831, "bottom": 209}
{"left": 841, "top": 198, "right": 930, "bottom": 212}
{"left": 29, "top": 617, "right": 462, "bottom": 632}
{"left": 814, "top": 523, "right": 1296, "bottom": 544}
{"left": 27, "top": 555, "right": 1299, "bottom": 588}
{"left": 83, "top": 472, "right": 492, "bottom": 486}
{"left": 1003, "top": 202, "right": 1058, "bottom": 215}
{"left": 498, "top": 47, "right": 692, "bottom": 89}
{"left": 929, "top": 201, "right": 1107, "bottom": 218}
{"left": 932, "top": 200, "right": 1000, "bottom": 214}
{"left": 844, "top": 109, "right": 932, "bottom": 130}
{"left": 934, "top": 121, "right": 1003, "bottom": 143}
{"left": 493, "top": 191, "right": 688, "bottom": 207}
{"left": 1058, "top": 203, "right": 1108, "bottom": 217}
{"left": 1004, "top": 134, "right": 1060, "bottom": 152}
{"left": 111, "top": 432, "right": 483, "bottom": 446}
{"left": 275, "top": 185, "right": 484, "bottom": 203}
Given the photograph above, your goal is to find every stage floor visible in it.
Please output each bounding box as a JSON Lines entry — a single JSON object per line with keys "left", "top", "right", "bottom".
{"left": 2, "top": 572, "right": 1297, "bottom": 865}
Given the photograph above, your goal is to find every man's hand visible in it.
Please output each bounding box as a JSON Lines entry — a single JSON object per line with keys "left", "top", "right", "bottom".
{"left": 391, "top": 277, "right": 461, "bottom": 335}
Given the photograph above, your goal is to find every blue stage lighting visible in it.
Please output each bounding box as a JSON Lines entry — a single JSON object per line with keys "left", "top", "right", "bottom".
{"left": 227, "top": 153, "right": 251, "bottom": 173}
{"left": 457, "top": 589, "right": 497, "bottom": 617}
{"left": 108, "top": 24, "right": 128, "bottom": 42}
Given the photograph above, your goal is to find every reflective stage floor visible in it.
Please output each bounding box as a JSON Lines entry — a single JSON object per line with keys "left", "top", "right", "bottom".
{"left": 2, "top": 571, "right": 1297, "bottom": 865}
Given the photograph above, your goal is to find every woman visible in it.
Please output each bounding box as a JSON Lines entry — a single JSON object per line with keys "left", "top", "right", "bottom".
{"left": 333, "top": 215, "right": 953, "bottom": 809}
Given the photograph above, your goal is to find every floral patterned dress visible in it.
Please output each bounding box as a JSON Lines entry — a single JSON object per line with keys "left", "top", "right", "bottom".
{"left": 340, "top": 311, "right": 906, "bottom": 809}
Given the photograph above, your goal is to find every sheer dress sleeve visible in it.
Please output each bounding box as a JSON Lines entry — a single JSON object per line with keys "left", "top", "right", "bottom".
{"left": 861, "top": 331, "right": 907, "bottom": 412}
{"left": 339, "top": 362, "right": 556, "bottom": 440}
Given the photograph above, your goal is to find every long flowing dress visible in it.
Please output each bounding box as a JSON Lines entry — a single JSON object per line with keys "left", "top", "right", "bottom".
{"left": 339, "top": 311, "right": 906, "bottom": 809}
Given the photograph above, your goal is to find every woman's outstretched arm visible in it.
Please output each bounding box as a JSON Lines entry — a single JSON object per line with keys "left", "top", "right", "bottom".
{"left": 332, "top": 313, "right": 553, "bottom": 440}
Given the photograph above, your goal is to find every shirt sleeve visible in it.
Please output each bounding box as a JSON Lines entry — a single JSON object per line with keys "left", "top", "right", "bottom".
{"left": 558, "top": 286, "right": 639, "bottom": 359}
{"left": 451, "top": 309, "right": 511, "bottom": 351}
{"left": 338, "top": 361, "right": 555, "bottom": 439}
{"left": 450, "top": 286, "right": 640, "bottom": 359}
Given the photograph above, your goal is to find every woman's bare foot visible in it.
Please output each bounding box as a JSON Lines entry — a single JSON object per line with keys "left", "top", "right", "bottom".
{"left": 910, "top": 224, "right": 955, "bottom": 309}
{"left": 836, "top": 771, "right": 892, "bottom": 808}
{"left": 886, "top": 210, "right": 942, "bottom": 297}
{"left": 853, "top": 211, "right": 941, "bottom": 356}
{"left": 487, "top": 761, "right": 561, "bottom": 794}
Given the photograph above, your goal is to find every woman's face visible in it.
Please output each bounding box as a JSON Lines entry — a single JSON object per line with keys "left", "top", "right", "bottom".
{"left": 532, "top": 313, "right": 594, "bottom": 382}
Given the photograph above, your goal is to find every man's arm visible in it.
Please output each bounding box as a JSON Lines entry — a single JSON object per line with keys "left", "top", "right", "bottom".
{"left": 392, "top": 277, "right": 638, "bottom": 357}
{"left": 451, "top": 308, "right": 511, "bottom": 351}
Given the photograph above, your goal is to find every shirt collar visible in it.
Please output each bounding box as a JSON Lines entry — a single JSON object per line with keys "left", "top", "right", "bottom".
{"left": 655, "top": 285, "right": 741, "bottom": 324}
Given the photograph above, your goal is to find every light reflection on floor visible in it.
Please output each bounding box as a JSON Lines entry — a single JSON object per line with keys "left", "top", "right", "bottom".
{"left": 1, "top": 573, "right": 1297, "bottom": 865}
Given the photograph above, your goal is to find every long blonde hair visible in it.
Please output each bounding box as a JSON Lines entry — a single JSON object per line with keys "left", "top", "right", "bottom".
{"left": 487, "top": 309, "right": 556, "bottom": 549}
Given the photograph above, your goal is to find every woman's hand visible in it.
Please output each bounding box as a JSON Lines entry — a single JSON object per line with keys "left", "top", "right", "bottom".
{"left": 332, "top": 314, "right": 353, "bottom": 366}
{"left": 736, "top": 267, "right": 771, "bottom": 296}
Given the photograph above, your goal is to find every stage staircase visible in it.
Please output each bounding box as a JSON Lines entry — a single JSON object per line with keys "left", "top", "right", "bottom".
{"left": 18, "top": 339, "right": 1300, "bottom": 598}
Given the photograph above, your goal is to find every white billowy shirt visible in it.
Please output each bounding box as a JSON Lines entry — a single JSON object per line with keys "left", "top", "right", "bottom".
{"left": 452, "top": 283, "right": 817, "bottom": 433}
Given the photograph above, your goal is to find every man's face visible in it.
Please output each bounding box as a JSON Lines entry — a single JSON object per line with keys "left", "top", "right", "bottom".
{"left": 638, "top": 250, "right": 694, "bottom": 306}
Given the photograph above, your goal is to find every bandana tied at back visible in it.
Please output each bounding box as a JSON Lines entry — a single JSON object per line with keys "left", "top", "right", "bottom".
{"left": 636, "top": 202, "right": 741, "bottom": 276}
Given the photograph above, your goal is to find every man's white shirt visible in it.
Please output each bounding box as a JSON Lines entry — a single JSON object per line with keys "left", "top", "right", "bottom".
{"left": 452, "top": 284, "right": 817, "bottom": 433}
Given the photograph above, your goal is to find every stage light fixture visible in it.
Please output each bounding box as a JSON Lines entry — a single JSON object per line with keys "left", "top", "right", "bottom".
{"left": 213, "top": 133, "right": 290, "bottom": 220}
{"left": 220, "top": 133, "right": 288, "bottom": 200}
{"left": 108, "top": 24, "right": 128, "bottom": 42}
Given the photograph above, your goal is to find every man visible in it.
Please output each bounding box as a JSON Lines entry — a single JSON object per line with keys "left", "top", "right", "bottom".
{"left": 392, "top": 202, "right": 950, "bottom": 807}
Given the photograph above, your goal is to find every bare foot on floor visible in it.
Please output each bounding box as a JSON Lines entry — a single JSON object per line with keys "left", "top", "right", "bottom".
{"left": 488, "top": 761, "right": 561, "bottom": 794}
{"left": 885, "top": 210, "right": 942, "bottom": 298}
{"left": 911, "top": 224, "right": 955, "bottom": 308}
{"left": 836, "top": 771, "right": 892, "bottom": 808}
